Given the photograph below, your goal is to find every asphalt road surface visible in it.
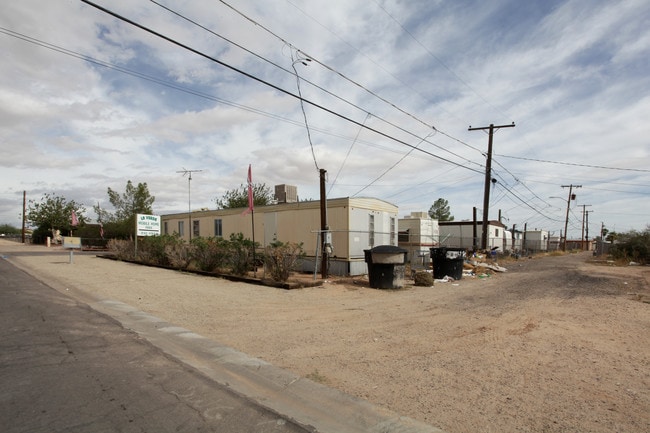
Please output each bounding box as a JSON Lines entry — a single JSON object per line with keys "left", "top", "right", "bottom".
{"left": 0, "top": 258, "right": 310, "bottom": 433}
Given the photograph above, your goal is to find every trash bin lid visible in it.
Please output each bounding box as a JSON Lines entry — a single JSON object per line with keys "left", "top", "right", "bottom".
{"left": 370, "top": 245, "right": 407, "bottom": 254}
{"left": 369, "top": 245, "right": 407, "bottom": 264}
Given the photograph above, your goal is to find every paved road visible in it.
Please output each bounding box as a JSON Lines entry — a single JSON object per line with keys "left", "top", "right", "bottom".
{"left": 0, "top": 258, "right": 310, "bottom": 433}
{"left": 1, "top": 245, "right": 442, "bottom": 433}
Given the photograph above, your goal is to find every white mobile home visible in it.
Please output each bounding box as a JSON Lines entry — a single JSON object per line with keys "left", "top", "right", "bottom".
{"left": 398, "top": 212, "right": 439, "bottom": 268}
{"left": 524, "top": 230, "right": 549, "bottom": 252}
{"left": 438, "top": 220, "right": 507, "bottom": 252}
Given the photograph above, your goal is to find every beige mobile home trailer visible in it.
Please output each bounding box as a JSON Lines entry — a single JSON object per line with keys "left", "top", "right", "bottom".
{"left": 161, "top": 196, "right": 398, "bottom": 276}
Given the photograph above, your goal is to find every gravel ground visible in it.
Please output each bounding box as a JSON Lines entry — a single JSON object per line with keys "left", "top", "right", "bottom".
{"left": 2, "top": 239, "right": 649, "bottom": 433}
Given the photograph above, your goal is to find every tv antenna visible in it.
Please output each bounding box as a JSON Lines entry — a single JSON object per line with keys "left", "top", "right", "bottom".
{"left": 177, "top": 168, "right": 203, "bottom": 240}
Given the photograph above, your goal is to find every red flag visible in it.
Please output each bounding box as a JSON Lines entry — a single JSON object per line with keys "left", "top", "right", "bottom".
{"left": 242, "top": 164, "right": 254, "bottom": 216}
{"left": 71, "top": 210, "right": 79, "bottom": 226}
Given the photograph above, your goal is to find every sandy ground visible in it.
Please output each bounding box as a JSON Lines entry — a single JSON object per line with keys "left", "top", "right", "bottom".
{"left": 2, "top": 239, "right": 649, "bottom": 433}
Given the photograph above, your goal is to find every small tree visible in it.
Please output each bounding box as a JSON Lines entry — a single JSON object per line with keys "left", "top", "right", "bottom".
{"left": 227, "top": 232, "right": 257, "bottom": 275}
{"left": 215, "top": 183, "right": 273, "bottom": 209}
{"left": 27, "top": 193, "right": 86, "bottom": 242}
{"left": 428, "top": 198, "right": 454, "bottom": 221}
{"left": 95, "top": 180, "right": 155, "bottom": 239}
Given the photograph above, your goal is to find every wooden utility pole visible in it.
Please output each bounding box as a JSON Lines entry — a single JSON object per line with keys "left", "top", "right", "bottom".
{"left": 469, "top": 122, "right": 515, "bottom": 250}
{"left": 319, "top": 168, "right": 329, "bottom": 279}
{"left": 472, "top": 206, "right": 478, "bottom": 251}
{"left": 561, "top": 184, "right": 581, "bottom": 251}
{"left": 585, "top": 210, "right": 594, "bottom": 251}
{"left": 580, "top": 204, "right": 592, "bottom": 251}
{"left": 22, "top": 191, "right": 26, "bottom": 244}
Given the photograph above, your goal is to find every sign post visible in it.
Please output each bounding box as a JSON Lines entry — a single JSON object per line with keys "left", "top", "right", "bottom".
{"left": 134, "top": 214, "right": 161, "bottom": 258}
{"left": 62, "top": 236, "right": 82, "bottom": 264}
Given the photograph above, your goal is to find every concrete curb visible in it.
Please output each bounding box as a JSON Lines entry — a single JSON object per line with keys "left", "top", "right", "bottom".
{"left": 90, "top": 299, "right": 445, "bottom": 433}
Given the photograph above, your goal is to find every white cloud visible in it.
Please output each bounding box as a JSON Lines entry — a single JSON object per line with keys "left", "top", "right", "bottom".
{"left": 0, "top": 0, "right": 647, "bottom": 236}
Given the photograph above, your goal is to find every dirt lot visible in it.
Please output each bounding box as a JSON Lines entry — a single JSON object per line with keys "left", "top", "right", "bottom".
{"left": 2, "top": 240, "right": 649, "bottom": 433}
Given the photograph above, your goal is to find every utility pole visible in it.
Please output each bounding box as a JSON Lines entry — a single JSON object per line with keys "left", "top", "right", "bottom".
{"left": 22, "top": 191, "right": 26, "bottom": 244}
{"left": 319, "top": 168, "right": 329, "bottom": 279}
{"left": 585, "top": 210, "right": 594, "bottom": 251}
{"left": 177, "top": 168, "right": 203, "bottom": 241}
{"left": 580, "top": 204, "right": 592, "bottom": 251}
{"left": 469, "top": 122, "right": 515, "bottom": 250}
{"left": 561, "top": 184, "right": 581, "bottom": 251}
{"left": 472, "top": 206, "right": 478, "bottom": 251}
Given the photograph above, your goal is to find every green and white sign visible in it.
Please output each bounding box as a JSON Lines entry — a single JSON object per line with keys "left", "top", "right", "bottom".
{"left": 136, "top": 214, "right": 161, "bottom": 236}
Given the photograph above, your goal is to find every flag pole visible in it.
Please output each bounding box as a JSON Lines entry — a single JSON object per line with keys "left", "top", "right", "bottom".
{"left": 243, "top": 164, "right": 256, "bottom": 277}
{"left": 251, "top": 207, "right": 256, "bottom": 277}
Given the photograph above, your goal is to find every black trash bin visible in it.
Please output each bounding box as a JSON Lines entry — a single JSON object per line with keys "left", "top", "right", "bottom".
{"left": 430, "top": 247, "right": 466, "bottom": 280}
{"left": 364, "top": 245, "right": 408, "bottom": 289}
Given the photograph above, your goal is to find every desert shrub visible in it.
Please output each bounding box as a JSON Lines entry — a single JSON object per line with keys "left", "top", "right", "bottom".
{"left": 413, "top": 271, "right": 434, "bottom": 287}
{"left": 610, "top": 227, "right": 650, "bottom": 264}
{"left": 107, "top": 239, "right": 135, "bottom": 260}
{"left": 263, "top": 240, "right": 305, "bottom": 282}
{"left": 190, "top": 236, "right": 230, "bottom": 272}
{"left": 227, "top": 232, "right": 257, "bottom": 276}
{"left": 165, "top": 237, "right": 193, "bottom": 269}
{"left": 137, "top": 235, "right": 180, "bottom": 266}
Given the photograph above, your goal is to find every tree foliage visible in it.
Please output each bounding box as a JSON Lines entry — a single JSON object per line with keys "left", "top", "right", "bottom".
{"left": 214, "top": 183, "right": 273, "bottom": 210}
{"left": 428, "top": 198, "right": 454, "bottom": 221}
{"left": 610, "top": 226, "right": 650, "bottom": 264}
{"left": 27, "top": 193, "right": 86, "bottom": 239}
{"left": 0, "top": 224, "right": 21, "bottom": 235}
{"left": 94, "top": 180, "right": 155, "bottom": 239}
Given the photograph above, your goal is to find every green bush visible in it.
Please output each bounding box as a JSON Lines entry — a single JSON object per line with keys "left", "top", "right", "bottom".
{"left": 611, "top": 227, "right": 650, "bottom": 264}
{"left": 137, "top": 235, "right": 180, "bottom": 266}
{"left": 227, "top": 232, "right": 257, "bottom": 276}
{"left": 190, "top": 236, "right": 229, "bottom": 272}
{"left": 263, "top": 240, "right": 305, "bottom": 282}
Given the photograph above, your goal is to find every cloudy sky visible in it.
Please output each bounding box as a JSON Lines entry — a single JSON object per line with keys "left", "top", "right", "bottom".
{"left": 1, "top": 0, "right": 649, "bottom": 240}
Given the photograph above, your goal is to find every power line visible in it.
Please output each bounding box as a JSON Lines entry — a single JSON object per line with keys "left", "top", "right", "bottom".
{"left": 495, "top": 153, "right": 650, "bottom": 173}
{"left": 328, "top": 113, "right": 371, "bottom": 196}
{"left": 81, "top": 0, "right": 484, "bottom": 175}
{"left": 214, "top": 0, "right": 485, "bottom": 159}
{"left": 352, "top": 131, "right": 436, "bottom": 197}
{"left": 290, "top": 51, "right": 319, "bottom": 171}
{"left": 0, "top": 25, "right": 481, "bottom": 176}
{"left": 370, "top": 0, "right": 514, "bottom": 123}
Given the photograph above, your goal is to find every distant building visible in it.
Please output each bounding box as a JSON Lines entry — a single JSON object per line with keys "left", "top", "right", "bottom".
{"left": 161, "top": 191, "right": 398, "bottom": 276}
{"left": 438, "top": 220, "right": 507, "bottom": 252}
{"left": 398, "top": 212, "right": 439, "bottom": 268}
{"left": 523, "top": 230, "right": 549, "bottom": 253}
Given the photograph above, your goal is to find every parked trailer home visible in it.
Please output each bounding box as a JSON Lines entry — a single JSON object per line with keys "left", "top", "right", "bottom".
{"left": 398, "top": 212, "right": 439, "bottom": 268}
{"left": 161, "top": 196, "right": 398, "bottom": 276}
{"left": 438, "top": 220, "right": 507, "bottom": 252}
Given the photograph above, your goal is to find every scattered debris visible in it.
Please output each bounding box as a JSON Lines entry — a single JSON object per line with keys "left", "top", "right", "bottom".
{"left": 475, "top": 262, "right": 508, "bottom": 273}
